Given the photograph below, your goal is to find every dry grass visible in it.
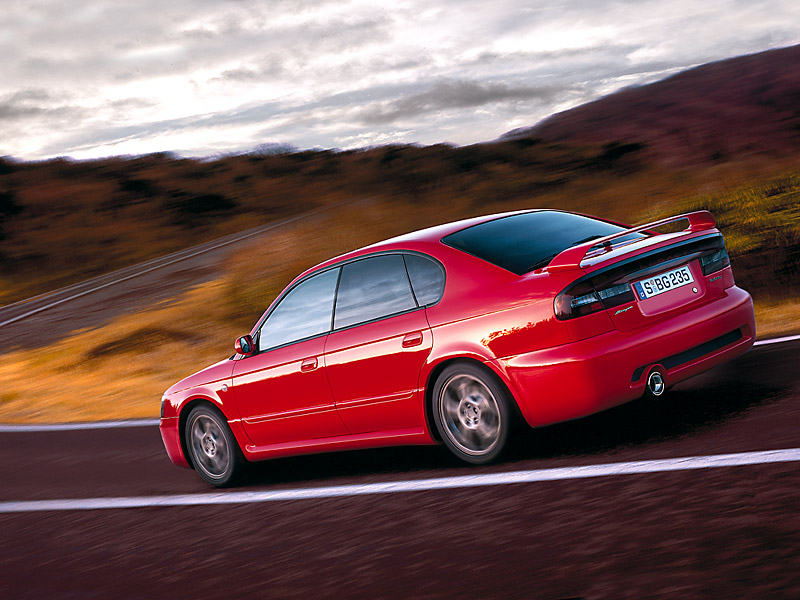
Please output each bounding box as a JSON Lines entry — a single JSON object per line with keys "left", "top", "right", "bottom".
{"left": 0, "top": 280, "right": 234, "bottom": 422}
{"left": 643, "top": 171, "right": 800, "bottom": 296}
{"left": 6, "top": 141, "right": 796, "bottom": 304}
{"left": 0, "top": 203, "right": 464, "bottom": 423}
{"left": 0, "top": 193, "right": 796, "bottom": 424}
{"left": 2, "top": 154, "right": 798, "bottom": 423}
{"left": 752, "top": 298, "right": 800, "bottom": 339}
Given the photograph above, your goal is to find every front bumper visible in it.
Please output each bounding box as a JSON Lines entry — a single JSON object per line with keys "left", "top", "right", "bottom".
{"left": 494, "top": 285, "right": 755, "bottom": 428}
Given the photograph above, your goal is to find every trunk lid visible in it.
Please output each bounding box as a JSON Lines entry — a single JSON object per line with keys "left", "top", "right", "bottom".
{"left": 550, "top": 212, "right": 732, "bottom": 331}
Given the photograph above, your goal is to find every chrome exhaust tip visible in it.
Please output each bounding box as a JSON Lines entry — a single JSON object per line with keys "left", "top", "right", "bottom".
{"left": 646, "top": 369, "right": 666, "bottom": 397}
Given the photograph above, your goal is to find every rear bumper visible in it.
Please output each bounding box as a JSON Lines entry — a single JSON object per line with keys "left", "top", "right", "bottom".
{"left": 494, "top": 286, "right": 755, "bottom": 427}
{"left": 159, "top": 417, "right": 191, "bottom": 469}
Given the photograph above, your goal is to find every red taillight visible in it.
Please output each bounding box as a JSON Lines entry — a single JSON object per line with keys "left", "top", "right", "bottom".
{"left": 555, "top": 281, "right": 600, "bottom": 319}
{"left": 555, "top": 280, "right": 635, "bottom": 320}
{"left": 699, "top": 246, "right": 730, "bottom": 275}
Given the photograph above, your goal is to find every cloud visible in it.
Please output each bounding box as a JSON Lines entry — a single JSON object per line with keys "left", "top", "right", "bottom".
{"left": 5, "top": 89, "right": 56, "bottom": 103}
{"left": 213, "top": 68, "right": 263, "bottom": 83}
{"left": 210, "top": 54, "right": 289, "bottom": 83}
{"left": 360, "top": 79, "right": 572, "bottom": 124}
{"left": 1, "top": 0, "right": 799, "bottom": 159}
{"left": 0, "top": 89, "right": 85, "bottom": 123}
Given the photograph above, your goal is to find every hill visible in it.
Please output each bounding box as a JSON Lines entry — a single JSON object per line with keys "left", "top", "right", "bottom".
{"left": 2, "top": 45, "right": 800, "bottom": 305}
{"left": 503, "top": 44, "right": 800, "bottom": 167}
{"left": 0, "top": 139, "right": 671, "bottom": 303}
{"left": 1, "top": 47, "right": 800, "bottom": 421}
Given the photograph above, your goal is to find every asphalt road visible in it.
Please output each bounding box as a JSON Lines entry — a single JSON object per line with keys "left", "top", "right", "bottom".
{"left": 1, "top": 339, "right": 798, "bottom": 599}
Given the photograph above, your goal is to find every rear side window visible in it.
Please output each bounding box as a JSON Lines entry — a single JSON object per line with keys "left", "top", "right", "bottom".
{"left": 404, "top": 254, "right": 444, "bottom": 306}
{"left": 334, "top": 255, "right": 417, "bottom": 329}
{"left": 258, "top": 268, "right": 339, "bottom": 351}
{"left": 441, "top": 210, "right": 643, "bottom": 275}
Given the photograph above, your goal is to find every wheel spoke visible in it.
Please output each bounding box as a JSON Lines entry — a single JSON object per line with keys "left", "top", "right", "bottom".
{"left": 444, "top": 385, "right": 461, "bottom": 406}
{"left": 443, "top": 392, "right": 460, "bottom": 422}
{"left": 475, "top": 418, "right": 497, "bottom": 445}
{"left": 207, "top": 453, "right": 224, "bottom": 472}
{"left": 468, "top": 428, "right": 486, "bottom": 451}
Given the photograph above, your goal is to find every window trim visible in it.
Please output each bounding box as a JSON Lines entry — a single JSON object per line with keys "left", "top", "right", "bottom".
{"left": 401, "top": 252, "right": 446, "bottom": 308}
{"left": 251, "top": 250, "right": 446, "bottom": 354}
{"left": 332, "top": 253, "right": 418, "bottom": 331}
{"left": 400, "top": 250, "right": 446, "bottom": 308}
{"left": 253, "top": 266, "right": 341, "bottom": 354}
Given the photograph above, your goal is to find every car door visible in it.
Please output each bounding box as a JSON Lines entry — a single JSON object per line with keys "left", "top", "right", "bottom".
{"left": 324, "top": 254, "right": 436, "bottom": 434}
{"left": 232, "top": 267, "right": 349, "bottom": 447}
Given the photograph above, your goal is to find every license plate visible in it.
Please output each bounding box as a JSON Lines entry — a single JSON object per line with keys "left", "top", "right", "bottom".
{"left": 633, "top": 265, "right": 694, "bottom": 300}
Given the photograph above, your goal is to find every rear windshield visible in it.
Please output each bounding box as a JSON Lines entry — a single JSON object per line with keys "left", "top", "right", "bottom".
{"left": 441, "top": 210, "right": 640, "bottom": 275}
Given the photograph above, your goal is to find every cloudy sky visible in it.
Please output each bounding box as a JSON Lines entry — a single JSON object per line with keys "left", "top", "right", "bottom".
{"left": 2, "top": 0, "right": 798, "bottom": 160}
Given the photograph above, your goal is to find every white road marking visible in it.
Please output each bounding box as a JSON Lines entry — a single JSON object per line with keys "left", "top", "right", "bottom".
{"left": 753, "top": 333, "right": 800, "bottom": 346}
{"left": 0, "top": 419, "right": 159, "bottom": 433}
{"left": 0, "top": 448, "right": 797, "bottom": 514}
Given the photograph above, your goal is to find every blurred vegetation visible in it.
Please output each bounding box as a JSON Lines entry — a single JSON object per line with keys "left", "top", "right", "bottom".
{"left": 222, "top": 168, "right": 800, "bottom": 333}
{"left": 0, "top": 280, "right": 232, "bottom": 422}
{"left": 0, "top": 141, "right": 799, "bottom": 422}
{"left": 2, "top": 139, "right": 798, "bottom": 304}
{"left": 644, "top": 172, "right": 800, "bottom": 299}
{"left": 1, "top": 194, "right": 798, "bottom": 423}
{"left": 0, "top": 139, "right": 672, "bottom": 302}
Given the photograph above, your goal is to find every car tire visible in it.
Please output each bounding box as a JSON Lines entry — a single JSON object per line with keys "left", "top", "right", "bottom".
{"left": 185, "top": 405, "right": 246, "bottom": 487}
{"left": 432, "top": 362, "right": 512, "bottom": 464}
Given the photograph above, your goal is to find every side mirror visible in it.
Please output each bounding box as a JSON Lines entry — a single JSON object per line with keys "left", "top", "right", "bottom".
{"left": 235, "top": 335, "right": 255, "bottom": 356}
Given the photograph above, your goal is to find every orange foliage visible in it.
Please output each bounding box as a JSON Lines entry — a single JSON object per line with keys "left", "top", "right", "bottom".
{"left": 1, "top": 141, "right": 798, "bottom": 305}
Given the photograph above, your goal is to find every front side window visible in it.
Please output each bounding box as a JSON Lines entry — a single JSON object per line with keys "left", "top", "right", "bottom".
{"left": 334, "top": 255, "right": 417, "bottom": 329}
{"left": 258, "top": 268, "right": 339, "bottom": 351}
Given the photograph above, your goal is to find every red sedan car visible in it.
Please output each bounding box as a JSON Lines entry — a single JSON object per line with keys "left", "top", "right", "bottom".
{"left": 160, "top": 209, "right": 755, "bottom": 486}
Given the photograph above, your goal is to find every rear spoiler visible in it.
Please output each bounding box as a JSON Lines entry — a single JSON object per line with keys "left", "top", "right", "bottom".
{"left": 547, "top": 211, "right": 717, "bottom": 273}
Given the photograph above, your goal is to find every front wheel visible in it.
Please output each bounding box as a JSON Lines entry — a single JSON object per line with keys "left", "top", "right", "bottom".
{"left": 185, "top": 405, "right": 245, "bottom": 487}
{"left": 432, "top": 363, "right": 512, "bottom": 464}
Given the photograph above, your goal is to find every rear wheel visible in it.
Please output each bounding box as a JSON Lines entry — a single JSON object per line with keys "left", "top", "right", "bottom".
{"left": 432, "top": 363, "right": 512, "bottom": 464}
{"left": 185, "top": 405, "right": 245, "bottom": 487}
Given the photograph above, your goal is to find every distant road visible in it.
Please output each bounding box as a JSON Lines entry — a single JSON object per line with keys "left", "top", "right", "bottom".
{"left": 0, "top": 199, "right": 365, "bottom": 353}
{"left": 1, "top": 340, "right": 798, "bottom": 598}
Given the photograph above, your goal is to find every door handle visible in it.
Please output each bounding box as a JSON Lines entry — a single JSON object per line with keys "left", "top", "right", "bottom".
{"left": 402, "top": 331, "right": 424, "bottom": 348}
{"left": 300, "top": 357, "right": 318, "bottom": 372}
